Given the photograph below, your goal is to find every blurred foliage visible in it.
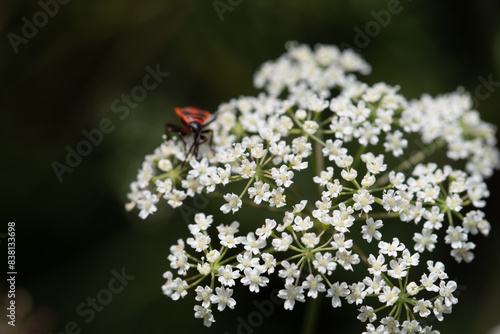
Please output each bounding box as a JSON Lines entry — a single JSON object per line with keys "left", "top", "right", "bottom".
{"left": 1, "top": 0, "right": 499, "bottom": 333}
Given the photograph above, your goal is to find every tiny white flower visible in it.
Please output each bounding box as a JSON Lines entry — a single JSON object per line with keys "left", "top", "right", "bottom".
{"left": 210, "top": 286, "right": 236, "bottom": 311}
{"left": 361, "top": 218, "right": 383, "bottom": 243}
{"left": 256, "top": 218, "right": 277, "bottom": 239}
{"left": 242, "top": 232, "right": 266, "bottom": 254}
{"left": 272, "top": 232, "right": 293, "bottom": 252}
{"left": 361, "top": 173, "right": 376, "bottom": 188}
{"left": 313, "top": 166, "right": 334, "bottom": 186}
{"left": 423, "top": 206, "right": 444, "bottom": 230}
{"left": 271, "top": 165, "right": 294, "bottom": 187}
{"left": 312, "top": 252, "right": 337, "bottom": 274}
{"left": 155, "top": 179, "right": 172, "bottom": 194}
{"left": 301, "top": 232, "right": 320, "bottom": 248}
{"left": 188, "top": 213, "right": 213, "bottom": 235}
{"left": 322, "top": 139, "right": 347, "bottom": 161}
{"left": 187, "top": 233, "right": 211, "bottom": 252}
{"left": 217, "top": 221, "right": 240, "bottom": 236}
{"left": 387, "top": 259, "right": 408, "bottom": 279}
{"left": 401, "top": 320, "right": 422, "bottom": 333}
{"left": 450, "top": 241, "right": 476, "bottom": 263}
{"left": 236, "top": 251, "right": 259, "bottom": 271}
{"left": 335, "top": 155, "right": 354, "bottom": 168}
{"left": 195, "top": 286, "right": 213, "bottom": 308}
{"left": 330, "top": 232, "right": 353, "bottom": 252}
{"left": 402, "top": 249, "right": 420, "bottom": 267}
{"left": 269, "top": 187, "right": 286, "bottom": 207}
{"left": 433, "top": 298, "right": 452, "bottom": 321}
{"left": 346, "top": 282, "right": 366, "bottom": 305}
{"left": 353, "top": 189, "right": 375, "bottom": 213}
{"left": 278, "top": 283, "right": 305, "bottom": 310}
{"left": 250, "top": 142, "right": 266, "bottom": 159}
{"left": 413, "top": 299, "right": 432, "bottom": 318}
{"left": 384, "top": 130, "right": 408, "bottom": 157}
{"left": 367, "top": 254, "right": 387, "bottom": 276}
{"left": 420, "top": 273, "right": 439, "bottom": 292}
{"left": 293, "top": 215, "right": 313, "bottom": 232}
{"left": 378, "top": 285, "right": 400, "bottom": 306}
{"left": 193, "top": 305, "right": 215, "bottom": 327}
{"left": 295, "top": 109, "right": 307, "bottom": 119}
{"left": 237, "top": 159, "right": 257, "bottom": 179}
{"left": 446, "top": 193, "right": 463, "bottom": 212}
{"left": 259, "top": 253, "right": 277, "bottom": 274}
{"left": 241, "top": 267, "right": 269, "bottom": 292}
{"left": 218, "top": 265, "right": 240, "bottom": 287}
{"left": 378, "top": 237, "right": 405, "bottom": 257}
{"left": 248, "top": 181, "right": 271, "bottom": 204}
{"left": 165, "top": 189, "right": 187, "bottom": 208}
{"left": 439, "top": 281, "right": 458, "bottom": 306}
{"left": 326, "top": 282, "right": 349, "bottom": 308}
{"left": 189, "top": 158, "right": 209, "bottom": 177}
{"left": 303, "top": 120, "right": 319, "bottom": 135}
{"left": 170, "top": 278, "right": 189, "bottom": 301}
{"left": 197, "top": 262, "right": 211, "bottom": 275}
{"left": 278, "top": 260, "right": 300, "bottom": 284}
{"left": 413, "top": 228, "right": 438, "bottom": 253}
{"left": 322, "top": 179, "right": 342, "bottom": 198}
{"left": 220, "top": 193, "right": 242, "bottom": 214}
{"left": 363, "top": 275, "right": 385, "bottom": 294}
{"left": 158, "top": 158, "right": 173, "bottom": 172}
{"left": 336, "top": 249, "right": 360, "bottom": 271}
{"left": 406, "top": 282, "right": 419, "bottom": 296}
{"left": 357, "top": 305, "right": 376, "bottom": 323}
{"left": 302, "top": 274, "right": 326, "bottom": 298}
{"left": 444, "top": 226, "right": 467, "bottom": 249}
{"left": 206, "top": 250, "right": 221, "bottom": 263}
{"left": 341, "top": 168, "right": 358, "bottom": 181}
{"left": 137, "top": 191, "right": 159, "bottom": 219}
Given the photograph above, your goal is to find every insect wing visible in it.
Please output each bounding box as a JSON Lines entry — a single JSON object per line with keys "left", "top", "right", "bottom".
{"left": 175, "top": 107, "right": 211, "bottom": 127}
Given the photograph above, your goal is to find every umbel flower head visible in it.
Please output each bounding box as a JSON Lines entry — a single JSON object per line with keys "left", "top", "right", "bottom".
{"left": 126, "top": 42, "right": 499, "bottom": 333}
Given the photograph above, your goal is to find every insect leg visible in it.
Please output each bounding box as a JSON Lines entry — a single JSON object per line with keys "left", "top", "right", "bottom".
{"left": 165, "top": 123, "right": 189, "bottom": 153}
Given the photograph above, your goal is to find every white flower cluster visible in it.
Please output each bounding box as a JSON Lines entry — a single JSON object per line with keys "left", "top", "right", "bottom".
{"left": 126, "top": 42, "right": 499, "bottom": 333}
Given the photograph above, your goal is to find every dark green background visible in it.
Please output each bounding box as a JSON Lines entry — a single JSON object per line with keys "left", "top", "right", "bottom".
{"left": 1, "top": 0, "right": 500, "bottom": 333}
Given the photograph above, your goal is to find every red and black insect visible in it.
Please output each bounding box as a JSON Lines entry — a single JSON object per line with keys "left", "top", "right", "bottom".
{"left": 165, "top": 106, "right": 216, "bottom": 163}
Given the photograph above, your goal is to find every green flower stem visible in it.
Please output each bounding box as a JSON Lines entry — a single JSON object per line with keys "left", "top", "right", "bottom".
{"left": 351, "top": 242, "right": 368, "bottom": 264}
{"left": 319, "top": 114, "right": 335, "bottom": 127}
{"left": 238, "top": 175, "right": 256, "bottom": 200}
{"left": 351, "top": 144, "right": 367, "bottom": 171}
{"left": 331, "top": 197, "right": 354, "bottom": 210}
{"left": 291, "top": 230, "right": 305, "bottom": 249}
{"left": 288, "top": 244, "right": 305, "bottom": 253}
{"left": 261, "top": 153, "right": 276, "bottom": 167}
{"left": 446, "top": 209, "right": 454, "bottom": 227}
{"left": 439, "top": 183, "right": 449, "bottom": 198}
{"left": 219, "top": 251, "right": 243, "bottom": 266}
{"left": 309, "top": 132, "right": 327, "bottom": 147}
{"left": 315, "top": 140, "right": 325, "bottom": 187}
{"left": 187, "top": 273, "right": 207, "bottom": 290}
{"left": 373, "top": 304, "right": 390, "bottom": 314}
{"left": 299, "top": 294, "right": 323, "bottom": 334}
{"left": 368, "top": 184, "right": 395, "bottom": 193}
{"left": 452, "top": 210, "right": 464, "bottom": 220}
{"left": 297, "top": 127, "right": 327, "bottom": 334}
{"left": 280, "top": 252, "right": 306, "bottom": 264}
{"left": 185, "top": 252, "right": 203, "bottom": 264}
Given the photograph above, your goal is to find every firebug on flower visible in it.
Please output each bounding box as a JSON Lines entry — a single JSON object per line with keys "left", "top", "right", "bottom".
{"left": 165, "top": 106, "right": 216, "bottom": 163}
